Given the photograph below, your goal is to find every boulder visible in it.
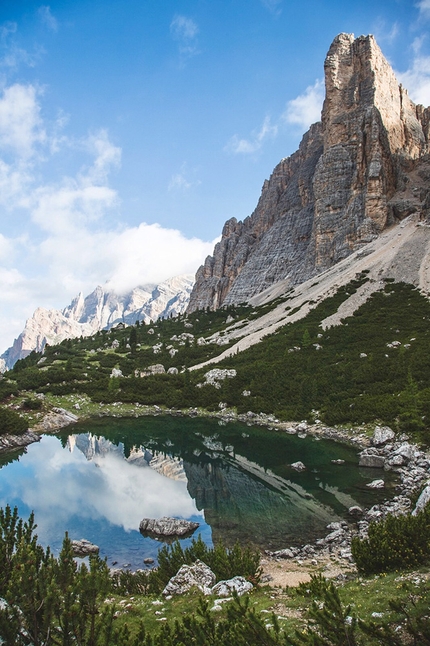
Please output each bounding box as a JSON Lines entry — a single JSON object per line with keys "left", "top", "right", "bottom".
{"left": 384, "top": 454, "right": 405, "bottom": 468}
{"left": 348, "top": 505, "right": 363, "bottom": 517}
{"left": 270, "top": 548, "right": 295, "bottom": 559}
{"left": 211, "top": 576, "right": 253, "bottom": 597}
{"left": 372, "top": 425, "right": 395, "bottom": 446}
{"left": 393, "top": 443, "right": 415, "bottom": 463}
{"left": 71, "top": 539, "right": 99, "bottom": 557}
{"left": 358, "top": 450, "right": 385, "bottom": 468}
{"left": 412, "top": 484, "right": 430, "bottom": 516}
{"left": 139, "top": 517, "right": 199, "bottom": 538}
{"left": 162, "top": 560, "right": 216, "bottom": 596}
{"left": 291, "top": 461, "right": 306, "bottom": 471}
{"left": 366, "top": 479, "right": 385, "bottom": 489}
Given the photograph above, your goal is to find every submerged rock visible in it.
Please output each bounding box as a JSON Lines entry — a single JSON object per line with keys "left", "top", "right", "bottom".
{"left": 291, "top": 461, "right": 306, "bottom": 471}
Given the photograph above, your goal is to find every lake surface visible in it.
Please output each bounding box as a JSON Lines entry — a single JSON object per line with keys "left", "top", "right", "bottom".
{"left": 0, "top": 416, "right": 392, "bottom": 570}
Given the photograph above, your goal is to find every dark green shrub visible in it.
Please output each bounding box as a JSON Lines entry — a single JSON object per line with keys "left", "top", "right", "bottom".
{"left": 21, "top": 398, "right": 43, "bottom": 410}
{"left": 290, "top": 574, "right": 358, "bottom": 646}
{"left": 0, "top": 407, "right": 28, "bottom": 436}
{"left": 351, "top": 506, "right": 430, "bottom": 574}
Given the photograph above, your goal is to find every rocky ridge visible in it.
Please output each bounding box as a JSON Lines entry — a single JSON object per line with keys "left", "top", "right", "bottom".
{"left": 188, "top": 33, "right": 430, "bottom": 313}
{"left": 1, "top": 274, "right": 194, "bottom": 370}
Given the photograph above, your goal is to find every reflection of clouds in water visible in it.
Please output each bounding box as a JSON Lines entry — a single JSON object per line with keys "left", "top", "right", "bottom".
{"left": 1, "top": 436, "right": 200, "bottom": 537}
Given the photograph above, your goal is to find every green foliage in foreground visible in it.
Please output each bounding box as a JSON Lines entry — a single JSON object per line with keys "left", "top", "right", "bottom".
{"left": 2, "top": 506, "right": 430, "bottom": 645}
{"left": 0, "top": 505, "right": 129, "bottom": 645}
{"left": 351, "top": 505, "right": 430, "bottom": 574}
{"left": 153, "top": 535, "right": 262, "bottom": 590}
{"left": 0, "top": 406, "right": 28, "bottom": 436}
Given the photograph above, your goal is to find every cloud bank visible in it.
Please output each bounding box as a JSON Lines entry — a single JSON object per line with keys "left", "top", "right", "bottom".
{"left": 0, "top": 82, "right": 215, "bottom": 352}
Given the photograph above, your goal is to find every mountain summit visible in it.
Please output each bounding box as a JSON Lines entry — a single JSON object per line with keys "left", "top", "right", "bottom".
{"left": 1, "top": 275, "right": 194, "bottom": 370}
{"left": 187, "top": 33, "right": 430, "bottom": 312}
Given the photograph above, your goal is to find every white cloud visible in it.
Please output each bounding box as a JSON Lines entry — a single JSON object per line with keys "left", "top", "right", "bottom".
{"left": 0, "top": 82, "right": 215, "bottom": 352}
{"left": 0, "top": 83, "right": 46, "bottom": 159}
{"left": 38, "top": 6, "right": 58, "bottom": 32}
{"left": 169, "top": 172, "right": 191, "bottom": 191}
{"left": 282, "top": 79, "right": 324, "bottom": 130}
{"left": 417, "top": 0, "right": 430, "bottom": 18}
{"left": 168, "top": 162, "right": 201, "bottom": 191}
{"left": 261, "top": 0, "right": 283, "bottom": 16}
{"left": 397, "top": 39, "right": 430, "bottom": 106}
{"left": 170, "top": 15, "right": 198, "bottom": 40}
{"left": 170, "top": 15, "right": 199, "bottom": 59}
{"left": 225, "top": 116, "right": 278, "bottom": 155}
{"left": 0, "top": 21, "right": 39, "bottom": 70}
{"left": 373, "top": 20, "right": 399, "bottom": 45}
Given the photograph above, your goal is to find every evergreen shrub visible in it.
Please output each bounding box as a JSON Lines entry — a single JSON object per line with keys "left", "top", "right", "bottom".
{"left": 351, "top": 505, "right": 430, "bottom": 574}
{"left": 0, "top": 407, "right": 28, "bottom": 436}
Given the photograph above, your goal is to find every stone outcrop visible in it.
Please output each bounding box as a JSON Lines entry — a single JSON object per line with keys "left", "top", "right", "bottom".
{"left": 0, "top": 430, "right": 40, "bottom": 453}
{"left": 139, "top": 517, "right": 199, "bottom": 538}
{"left": 188, "top": 33, "right": 430, "bottom": 312}
{"left": 71, "top": 539, "right": 99, "bottom": 557}
{"left": 161, "top": 561, "right": 253, "bottom": 597}
{"left": 162, "top": 560, "right": 216, "bottom": 596}
{"left": 1, "top": 275, "right": 194, "bottom": 370}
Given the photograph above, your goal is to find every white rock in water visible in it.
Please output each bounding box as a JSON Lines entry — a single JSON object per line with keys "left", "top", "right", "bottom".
{"left": 211, "top": 576, "right": 253, "bottom": 597}
{"left": 139, "top": 517, "right": 199, "bottom": 537}
{"left": 162, "top": 560, "right": 216, "bottom": 596}
{"left": 291, "top": 461, "right": 306, "bottom": 471}
{"left": 366, "top": 479, "right": 385, "bottom": 489}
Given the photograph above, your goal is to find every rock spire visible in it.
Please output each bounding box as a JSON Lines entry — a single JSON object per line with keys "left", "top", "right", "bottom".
{"left": 187, "top": 33, "right": 430, "bottom": 312}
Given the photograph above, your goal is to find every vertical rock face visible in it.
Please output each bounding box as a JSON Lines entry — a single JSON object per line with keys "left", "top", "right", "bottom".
{"left": 187, "top": 33, "right": 430, "bottom": 312}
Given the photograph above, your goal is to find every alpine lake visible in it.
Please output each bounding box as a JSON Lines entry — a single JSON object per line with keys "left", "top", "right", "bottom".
{"left": 0, "top": 416, "right": 393, "bottom": 570}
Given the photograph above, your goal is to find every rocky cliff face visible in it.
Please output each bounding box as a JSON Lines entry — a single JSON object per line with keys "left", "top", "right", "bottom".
{"left": 1, "top": 274, "right": 194, "bottom": 369}
{"left": 187, "top": 33, "right": 430, "bottom": 312}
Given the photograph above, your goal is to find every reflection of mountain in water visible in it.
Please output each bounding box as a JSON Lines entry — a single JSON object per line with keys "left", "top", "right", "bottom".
{"left": 184, "top": 457, "right": 335, "bottom": 550}
{"left": 67, "top": 433, "right": 187, "bottom": 482}
{"left": 65, "top": 432, "right": 358, "bottom": 550}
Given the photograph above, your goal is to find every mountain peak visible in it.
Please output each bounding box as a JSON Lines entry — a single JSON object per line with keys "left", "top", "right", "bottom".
{"left": 1, "top": 275, "right": 195, "bottom": 370}
{"left": 187, "top": 33, "right": 430, "bottom": 312}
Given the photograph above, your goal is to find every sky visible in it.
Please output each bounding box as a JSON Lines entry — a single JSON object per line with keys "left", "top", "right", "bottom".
{"left": 0, "top": 0, "right": 429, "bottom": 353}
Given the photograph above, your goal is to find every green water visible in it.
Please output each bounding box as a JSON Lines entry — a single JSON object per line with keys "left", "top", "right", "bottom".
{"left": 0, "top": 416, "right": 392, "bottom": 569}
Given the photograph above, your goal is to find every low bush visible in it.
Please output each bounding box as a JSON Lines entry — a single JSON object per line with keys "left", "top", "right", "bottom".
{"left": 0, "top": 407, "right": 28, "bottom": 436}
{"left": 149, "top": 535, "right": 261, "bottom": 592}
{"left": 351, "top": 505, "right": 430, "bottom": 574}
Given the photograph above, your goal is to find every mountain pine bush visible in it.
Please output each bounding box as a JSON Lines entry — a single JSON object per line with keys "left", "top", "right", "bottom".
{"left": 351, "top": 505, "right": 430, "bottom": 574}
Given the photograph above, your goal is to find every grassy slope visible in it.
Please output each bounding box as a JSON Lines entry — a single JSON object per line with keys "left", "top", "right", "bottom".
{"left": 4, "top": 277, "right": 430, "bottom": 442}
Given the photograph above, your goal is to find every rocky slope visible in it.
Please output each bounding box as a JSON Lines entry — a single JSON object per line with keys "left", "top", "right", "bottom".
{"left": 187, "top": 33, "right": 430, "bottom": 312}
{"left": 1, "top": 274, "right": 194, "bottom": 370}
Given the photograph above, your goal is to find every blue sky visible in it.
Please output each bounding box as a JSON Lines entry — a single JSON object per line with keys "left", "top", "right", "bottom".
{"left": 0, "top": 0, "right": 429, "bottom": 351}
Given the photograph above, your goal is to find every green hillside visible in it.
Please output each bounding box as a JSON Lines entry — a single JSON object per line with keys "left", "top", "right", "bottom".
{"left": 2, "top": 278, "right": 430, "bottom": 441}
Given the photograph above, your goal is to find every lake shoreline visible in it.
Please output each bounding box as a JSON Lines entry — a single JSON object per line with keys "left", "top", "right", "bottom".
{"left": 1, "top": 401, "right": 428, "bottom": 590}
{"left": 0, "top": 401, "right": 374, "bottom": 455}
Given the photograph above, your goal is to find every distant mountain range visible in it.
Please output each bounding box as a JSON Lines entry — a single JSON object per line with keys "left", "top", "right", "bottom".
{"left": 1, "top": 274, "right": 194, "bottom": 370}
